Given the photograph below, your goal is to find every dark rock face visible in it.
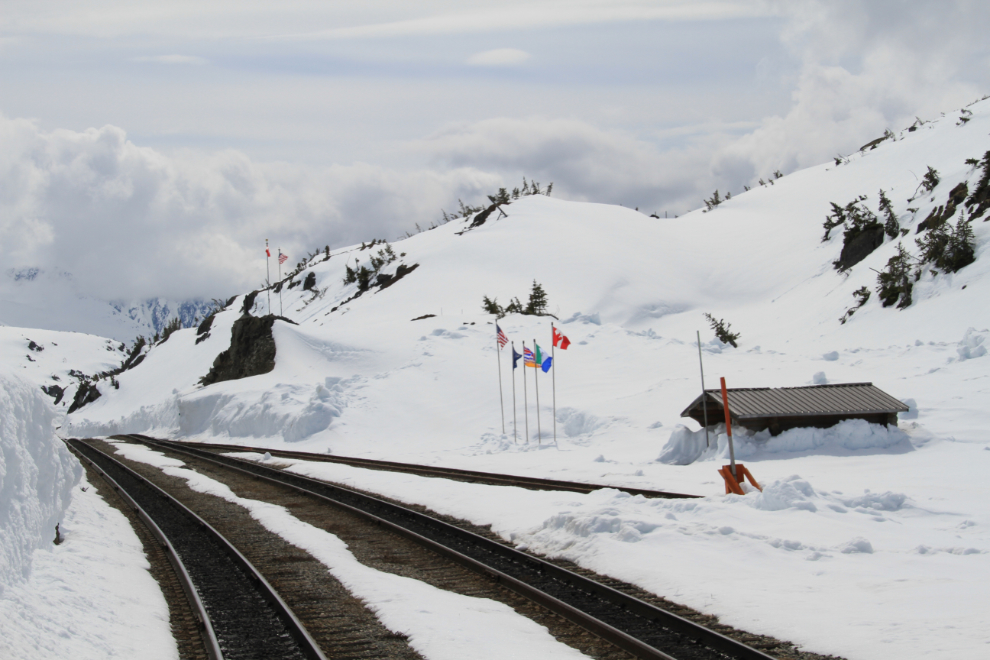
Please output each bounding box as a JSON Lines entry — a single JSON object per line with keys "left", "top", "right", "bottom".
{"left": 836, "top": 224, "right": 885, "bottom": 271}
{"left": 41, "top": 384, "right": 65, "bottom": 405}
{"left": 28, "top": 340, "right": 43, "bottom": 352}
{"left": 241, "top": 290, "right": 259, "bottom": 314}
{"left": 200, "top": 314, "right": 295, "bottom": 386}
{"left": 918, "top": 182, "right": 969, "bottom": 233}
{"left": 68, "top": 382, "right": 101, "bottom": 414}
{"left": 303, "top": 272, "right": 316, "bottom": 291}
{"left": 376, "top": 263, "right": 420, "bottom": 290}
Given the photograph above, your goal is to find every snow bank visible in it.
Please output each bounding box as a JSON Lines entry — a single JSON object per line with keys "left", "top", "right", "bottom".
{"left": 657, "top": 419, "right": 910, "bottom": 465}
{"left": 0, "top": 373, "right": 80, "bottom": 594}
{"left": 957, "top": 327, "right": 987, "bottom": 360}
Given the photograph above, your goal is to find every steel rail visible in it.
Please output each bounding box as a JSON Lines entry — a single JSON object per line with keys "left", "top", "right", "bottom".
{"left": 68, "top": 442, "right": 224, "bottom": 660}
{"left": 162, "top": 438, "right": 700, "bottom": 499}
{"left": 69, "top": 439, "right": 329, "bottom": 660}
{"left": 129, "top": 434, "right": 774, "bottom": 660}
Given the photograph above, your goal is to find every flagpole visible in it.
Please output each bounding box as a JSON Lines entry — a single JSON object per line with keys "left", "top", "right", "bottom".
{"left": 496, "top": 323, "right": 505, "bottom": 435}
{"left": 278, "top": 249, "right": 284, "bottom": 316}
{"left": 533, "top": 337, "right": 541, "bottom": 445}
{"left": 551, "top": 323, "right": 557, "bottom": 446}
{"left": 697, "top": 330, "right": 710, "bottom": 448}
{"left": 522, "top": 341, "right": 529, "bottom": 444}
{"left": 265, "top": 239, "right": 271, "bottom": 315}
{"left": 511, "top": 341, "right": 518, "bottom": 443}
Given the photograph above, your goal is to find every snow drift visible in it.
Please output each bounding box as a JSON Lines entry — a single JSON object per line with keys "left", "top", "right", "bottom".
{"left": 0, "top": 373, "right": 80, "bottom": 594}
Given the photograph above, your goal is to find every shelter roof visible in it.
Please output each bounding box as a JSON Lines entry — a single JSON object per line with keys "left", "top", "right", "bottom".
{"left": 680, "top": 382, "right": 908, "bottom": 420}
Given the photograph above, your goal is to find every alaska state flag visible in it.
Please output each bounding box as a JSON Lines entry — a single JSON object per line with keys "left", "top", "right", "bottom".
{"left": 512, "top": 347, "right": 522, "bottom": 369}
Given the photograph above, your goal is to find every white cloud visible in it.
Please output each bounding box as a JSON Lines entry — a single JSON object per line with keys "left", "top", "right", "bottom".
{"left": 0, "top": 115, "right": 502, "bottom": 300}
{"left": 466, "top": 48, "right": 530, "bottom": 67}
{"left": 132, "top": 54, "right": 207, "bottom": 65}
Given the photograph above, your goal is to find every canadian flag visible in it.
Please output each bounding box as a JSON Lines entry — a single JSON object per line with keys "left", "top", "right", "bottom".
{"left": 552, "top": 326, "right": 571, "bottom": 350}
{"left": 266, "top": 248, "right": 271, "bottom": 257}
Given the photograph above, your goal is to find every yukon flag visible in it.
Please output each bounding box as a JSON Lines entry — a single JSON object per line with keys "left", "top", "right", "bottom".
{"left": 553, "top": 326, "right": 571, "bottom": 350}
{"left": 534, "top": 343, "right": 552, "bottom": 373}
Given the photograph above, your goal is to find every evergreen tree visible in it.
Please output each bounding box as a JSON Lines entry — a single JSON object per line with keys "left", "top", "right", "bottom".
{"left": 921, "top": 166, "right": 940, "bottom": 193}
{"left": 356, "top": 266, "right": 372, "bottom": 292}
{"left": 878, "top": 189, "right": 899, "bottom": 238}
{"left": 481, "top": 295, "right": 503, "bottom": 316}
{"left": 343, "top": 263, "right": 357, "bottom": 284}
{"left": 944, "top": 213, "right": 976, "bottom": 272}
{"left": 526, "top": 280, "right": 548, "bottom": 315}
{"left": 876, "top": 244, "right": 913, "bottom": 309}
{"left": 504, "top": 297, "right": 524, "bottom": 315}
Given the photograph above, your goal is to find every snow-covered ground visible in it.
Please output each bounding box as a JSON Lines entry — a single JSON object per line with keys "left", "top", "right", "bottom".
{"left": 3, "top": 99, "right": 990, "bottom": 659}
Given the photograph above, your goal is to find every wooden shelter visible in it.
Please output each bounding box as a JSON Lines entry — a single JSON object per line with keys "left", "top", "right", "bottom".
{"left": 680, "top": 382, "right": 909, "bottom": 436}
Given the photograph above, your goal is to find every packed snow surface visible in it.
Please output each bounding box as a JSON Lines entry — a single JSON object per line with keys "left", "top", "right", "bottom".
{"left": 10, "top": 99, "right": 990, "bottom": 658}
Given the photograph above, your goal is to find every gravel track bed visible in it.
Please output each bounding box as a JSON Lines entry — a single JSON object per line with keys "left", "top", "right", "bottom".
{"left": 75, "top": 456, "right": 210, "bottom": 660}
{"left": 189, "top": 443, "right": 845, "bottom": 660}
{"left": 75, "top": 440, "right": 309, "bottom": 660}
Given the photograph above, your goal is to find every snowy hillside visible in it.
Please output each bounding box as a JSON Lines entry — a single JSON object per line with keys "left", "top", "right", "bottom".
{"left": 0, "top": 267, "right": 213, "bottom": 341}
{"left": 44, "top": 98, "right": 990, "bottom": 659}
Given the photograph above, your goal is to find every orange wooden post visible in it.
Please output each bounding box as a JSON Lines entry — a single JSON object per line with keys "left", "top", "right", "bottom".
{"left": 716, "top": 378, "right": 763, "bottom": 494}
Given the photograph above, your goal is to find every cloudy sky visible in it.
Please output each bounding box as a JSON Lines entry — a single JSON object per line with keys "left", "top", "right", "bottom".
{"left": 1, "top": 0, "right": 989, "bottom": 301}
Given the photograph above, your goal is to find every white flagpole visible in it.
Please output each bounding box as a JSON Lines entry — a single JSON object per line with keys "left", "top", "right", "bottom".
{"left": 511, "top": 341, "right": 518, "bottom": 443}
{"left": 278, "top": 250, "right": 284, "bottom": 316}
{"left": 496, "top": 323, "right": 505, "bottom": 434}
{"left": 522, "top": 341, "right": 529, "bottom": 444}
{"left": 551, "top": 323, "right": 557, "bottom": 446}
{"left": 265, "top": 239, "right": 271, "bottom": 315}
{"left": 533, "top": 338, "right": 541, "bottom": 445}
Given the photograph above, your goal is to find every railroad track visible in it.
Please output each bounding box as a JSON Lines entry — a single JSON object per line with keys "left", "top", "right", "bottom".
{"left": 68, "top": 439, "right": 327, "bottom": 660}
{"left": 94, "top": 433, "right": 777, "bottom": 660}
{"left": 164, "top": 438, "right": 700, "bottom": 499}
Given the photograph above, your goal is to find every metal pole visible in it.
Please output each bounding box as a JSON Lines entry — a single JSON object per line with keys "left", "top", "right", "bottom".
{"left": 720, "top": 376, "right": 736, "bottom": 478}
{"left": 496, "top": 324, "right": 505, "bottom": 434}
{"left": 697, "top": 331, "right": 710, "bottom": 448}
{"left": 533, "top": 338, "right": 541, "bottom": 445}
{"left": 265, "top": 239, "right": 271, "bottom": 315}
{"left": 522, "top": 341, "right": 529, "bottom": 443}
{"left": 511, "top": 342, "right": 518, "bottom": 443}
{"left": 278, "top": 250, "right": 283, "bottom": 316}
{"left": 551, "top": 323, "right": 557, "bottom": 446}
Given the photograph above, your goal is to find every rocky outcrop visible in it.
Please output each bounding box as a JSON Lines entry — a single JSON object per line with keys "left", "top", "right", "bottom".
{"left": 199, "top": 314, "right": 296, "bottom": 386}
{"left": 835, "top": 224, "right": 885, "bottom": 271}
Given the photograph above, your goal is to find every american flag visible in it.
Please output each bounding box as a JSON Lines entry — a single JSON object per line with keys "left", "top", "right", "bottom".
{"left": 278, "top": 252, "right": 288, "bottom": 265}
{"left": 496, "top": 324, "right": 508, "bottom": 349}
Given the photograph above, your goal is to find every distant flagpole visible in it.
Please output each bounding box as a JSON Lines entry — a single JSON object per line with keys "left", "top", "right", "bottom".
{"left": 551, "top": 323, "right": 557, "bottom": 446}
{"left": 533, "top": 338, "right": 541, "bottom": 445}
{"left": 265, "top": 239, "right": 272, "bottom": 315}
{"left": 522, "top": 341, "right": 529, "bottom": 444}
{"left": 277, "top": 249, "right": 284, "bottom": 316}
{"left": 496, "top": 323, "right": 505, "bottom": 434}
{"left": 511, "top": 342, "right": 518, "bottom": 443}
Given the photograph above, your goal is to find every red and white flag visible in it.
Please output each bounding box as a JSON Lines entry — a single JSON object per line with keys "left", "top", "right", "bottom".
{"left": 266, "top": 248, "right": 271, "bottom": 257}
{"left": 552, "top": 326, "right": 571, "bottom": 350}
{"left": 278, "top": 252, "right": 288, "bottom": 265}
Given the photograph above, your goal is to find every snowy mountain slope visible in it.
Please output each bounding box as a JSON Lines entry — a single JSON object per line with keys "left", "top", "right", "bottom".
{"left": 1, "top": 268, "right": 213, "bottom": 341}
{"left": 58, "top": 99, "right": 990, "bottom": 659}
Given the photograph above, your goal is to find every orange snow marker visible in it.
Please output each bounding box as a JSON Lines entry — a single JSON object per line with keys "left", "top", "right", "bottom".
{"left": 718, "top": 463, "right": 762, "bottom": 495}
{"left": 717, "top": 377, "right": 762, "bottom": 494}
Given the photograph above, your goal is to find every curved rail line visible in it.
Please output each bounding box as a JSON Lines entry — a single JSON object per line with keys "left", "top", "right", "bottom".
{"left": 69, "top": 439, "right": 328, "bottom": 660}
{"left": 164, "top": 438, "right": 700, "bottom": 499}
{"left": 128, "top": 434, "right": 772, "bottom": 660}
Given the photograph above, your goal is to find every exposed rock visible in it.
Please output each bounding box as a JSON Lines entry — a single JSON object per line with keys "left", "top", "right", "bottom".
{"left": 919, "top": 182, "right": 969, "bottom": 232}
{"left": 303, "top": 272, "right": 317, "bottom": 291}
{"left": 377, "top": 263, "right": 420, "bottom": 290}
{"left": 200, "top": 314, "right": 296, "bottom": 386}
{"left": 835, "top": 224, "right": 885, "bottom": 271}
{"left": 68, "top": 381, "right": 101, "bottom": 414}
{"left": 27, "top": 340, "right": 43, "bottom": 352}
{"left": 411, "top": 314, "right": 436, "bottom": 321}
{"left": 41, "top": 384, "right": 64, "bottom": 405}
{"left": 241, "top": 290, "right": 259, "bottom": 314}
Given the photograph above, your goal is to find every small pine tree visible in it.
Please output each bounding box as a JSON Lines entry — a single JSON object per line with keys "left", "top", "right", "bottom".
{"left": 325, "top": 246, "right": 330, "bottom": 259}
{"left": 343, "top": 263, "right": 357, "bottom": 285}
{"left": 504, "top": 297, "right": 524, "bottom": 315}
{"left": 356, "top": 266, "right": 372, "bottom": 292}
{"left": 703, "top": 313, "right": 739, "bottom": 347}
{"left": 481, "top": 295, "right": 503, "bottom": 316}
{"left": 545, "top": 182, "right": 553, "bottom": 196}
{"left": 526, "top": 280, "right": 548, "bottom": 315}
{"left": 943, "top": 212, "right": 976, "bottom": 272}
{"left": 876, "top": 244, "right": 914, "bottom": 309}
{"left": 921, "top": 166, "right": 940, "bottom": 193}
{"left": 878, "top": 189, "right": 899, "bottom": 238}
{"left": 704, "top": 190, "right": 722, "bottom": 211}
